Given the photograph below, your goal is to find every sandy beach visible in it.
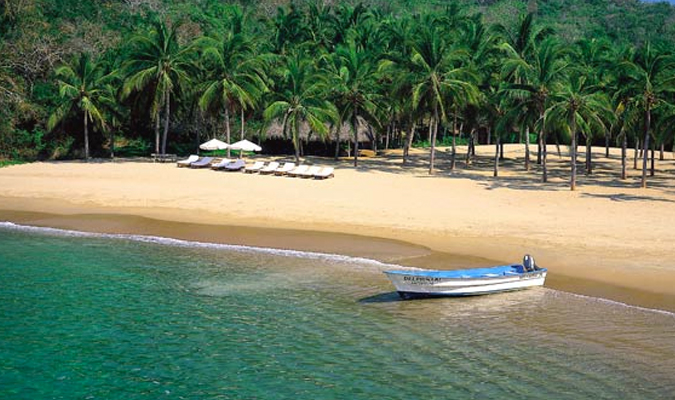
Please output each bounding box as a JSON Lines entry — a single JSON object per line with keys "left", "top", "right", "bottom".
{"left": 1, "top": 144, "right": 674, "bottom": 311}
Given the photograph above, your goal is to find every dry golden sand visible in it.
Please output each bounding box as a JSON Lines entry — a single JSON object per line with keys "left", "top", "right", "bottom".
{"left": 1, "top": 144, "right": 674, "bottom": 311}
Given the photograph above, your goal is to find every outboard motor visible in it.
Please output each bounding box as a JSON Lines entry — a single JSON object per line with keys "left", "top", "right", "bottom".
{"left": 523, "top": 254, "right": 537, "bottom": 272}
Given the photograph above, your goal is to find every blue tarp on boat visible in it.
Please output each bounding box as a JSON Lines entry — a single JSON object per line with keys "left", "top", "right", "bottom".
{"left": 385, "top": 265, "right": 525, "bottom": 279}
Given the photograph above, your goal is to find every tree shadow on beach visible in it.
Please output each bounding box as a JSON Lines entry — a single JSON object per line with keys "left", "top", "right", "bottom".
{"left": 273, "top": 145, "right": 675, "bottom": 196}
{"left": 580, "top": 192, "right": 675, "bottom": 203}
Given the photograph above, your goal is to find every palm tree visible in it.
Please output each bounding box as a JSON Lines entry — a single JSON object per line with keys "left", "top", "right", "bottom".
{"left": 501, "top": 38, "right": 568, "bottom": 180}
{"left": 263, "top": 53, "right": 337, "bottom": 163}
{"left": 575, "top": 38, "right": 612, "bottom": 156}
{"left": 620, "top": 43, "right": 675, "bottom": 188}
{"left": 545, "top": 75, "right": 611, "bottom": 191}
{"left": 497, "top": 12, "right": 554, "bottom": 171}
{"left": 198, "top": 23, "right": 269, "bottom": 157}
{"left": 409, "top": 21, "right": 478, "bottom": 174}
{"left": 324, "top": 40, "right": 380, "bottom": 167}
{"left": 122, "top": 20, "right": 195, "bottom": 155}
{"left": 48, "top": 53, "right": 115, "bottom": 160}
{"left": 378, "top": 15, "right": 419, "bottom": 165}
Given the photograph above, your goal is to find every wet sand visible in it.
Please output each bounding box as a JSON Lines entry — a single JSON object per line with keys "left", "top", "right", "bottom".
{"left": 1, "top": 145, "right": 674, "bottom": 311}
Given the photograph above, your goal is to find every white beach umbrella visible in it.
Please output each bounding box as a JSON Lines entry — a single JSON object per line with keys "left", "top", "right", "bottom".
{"left": 229, "top": 139, "right": 262, "bottom": 152}
{"left": 229, "top": 139, "right": 262, "bottom": 158}
{"left": 199, "top": 138, "right": 229, "bottom": 151}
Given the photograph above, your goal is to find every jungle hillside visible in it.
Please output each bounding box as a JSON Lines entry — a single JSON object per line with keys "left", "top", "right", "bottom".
{"left": 1, "top": 0, "right": 675, "bottom": 189}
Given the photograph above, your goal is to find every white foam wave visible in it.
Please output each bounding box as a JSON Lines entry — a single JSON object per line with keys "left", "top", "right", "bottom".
{"left": 0, "top": 221, "right": 419, "bottom": 272}
{"left": 4, "top": 221, "right": 672, "bottom": 316}
{"left": 550, "top": 288, "right": 675, "bottom": 317}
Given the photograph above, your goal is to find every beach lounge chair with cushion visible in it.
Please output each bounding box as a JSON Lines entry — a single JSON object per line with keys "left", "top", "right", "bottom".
{"left": 287, "top": 165, "right": 309, "bottom": 178}
{"left": 211, "top": 158, "right": 233, "bottom": 170}
{"left": 244, "top": 161, "right": 265, "bottom": 173}
{"left": 274, "top": 162, "right": 296, "bottom": 176}
{"left": 298, "top": 165, "right": 321, "bottom": 178}
{"left": 259, "top": 161, "right": 280, "bottom": 175}
{"left": 177, "top": 154, "right": 199, "bottom": 168}
{"left": 224, "top": 159, "right": 246, "bottom": 171}
{"left": 313, "top": 166, "right": 335, "bottom": 179}
{"left": 190, "top": 157, "right": 215, "bottom": 168}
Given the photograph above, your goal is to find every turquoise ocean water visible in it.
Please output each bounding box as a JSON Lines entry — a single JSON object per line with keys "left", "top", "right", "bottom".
{"left": 0, "top": 223, "right": 674, "bottom": 399}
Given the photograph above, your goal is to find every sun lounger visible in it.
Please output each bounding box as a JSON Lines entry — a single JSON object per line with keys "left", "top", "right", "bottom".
{"left": 190, "top": 157, "right": 215, "bottom": 168}
{"left": 313, "top": 166, "right": 335, "bottom": 179}
{"left": 177, "top": 154, "right": 199, "bottom": 168}
{"left": 259, "top": 161, "right": 280, "bottom": 175}
{"left": 274, "top": 162, "right": 296, "bottom": 176}
{"left": 211, "top": 158, "right": 233, "bottom": 170}
{"left": 298, "top": 165, "right": 321, "bottom": 178}
{"left": 224, "top": 159, "right": 246, "bottom": 171}
{"left": 287, "top": 165, "right": 309, "bottom": 177}
{"left": 244, "top": 161, "right": 265, "bottom": 173}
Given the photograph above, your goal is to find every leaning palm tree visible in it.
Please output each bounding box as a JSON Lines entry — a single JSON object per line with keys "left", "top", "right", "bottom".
{"left": 263, "top": 53, "right": 337, "bottom": 163}
{"left": 48, "top": 53, "right": 115, "bottom": 160}
{"left": 122, "top": 20, "right": 195, "bottom": 155}
{"left": 545, "top": 75, "right": 612, "bottom": 191}
{"left": 198, "top": 26, "right": 269, "bottom": 156}
{"left": 620, "top": 43, "right": 675, "bottom": 188}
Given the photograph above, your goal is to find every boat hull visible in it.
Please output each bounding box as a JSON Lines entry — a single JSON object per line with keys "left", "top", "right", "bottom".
{"left": 384, "top": 269, "right": 546, "bottom": 298}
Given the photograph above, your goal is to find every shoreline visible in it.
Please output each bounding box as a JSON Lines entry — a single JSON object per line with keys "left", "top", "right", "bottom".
{"left": 2, "top": 204, "right": 674, "bottom": 313}
{"left": 1, "top": 149, "right": 674, "bottom": 312}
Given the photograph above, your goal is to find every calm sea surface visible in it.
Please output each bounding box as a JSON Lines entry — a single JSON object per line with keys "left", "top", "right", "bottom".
{"left": 0, "top": 223, "right": 673, "bottom": 400}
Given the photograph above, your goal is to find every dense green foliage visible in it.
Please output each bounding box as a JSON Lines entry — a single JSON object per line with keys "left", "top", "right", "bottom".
{"left": 1, "top": 0, "right": 675, "bottom": 189}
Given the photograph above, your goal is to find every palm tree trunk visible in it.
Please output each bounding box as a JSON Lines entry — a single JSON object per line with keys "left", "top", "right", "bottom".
{"left": 493, "top": 128, "right": 499, "bottom": 177}
{"left": 537, "top": 109, "right": 543, "bottom": 165}
{"left": 240, "top": 108, "right": 245, "bottom": 140}
{"left": 641, "top": 107, "right": 651, "bottom": 188}
{"left": 659, "top": 143, "right": 664, "bottom": 160}
{"left": 634, "top": 137, "right": 639, "bottom": 170}
{"left": 429, "top": 105, "right": 438, "bottom": 175}
{"left": 110, "top": 130, "right": 115, "bottom": 159}
{"left": 540, "top": 111, "right": 547, "bottom": 182}
{"left": 154, "top": 104, "right": 161, "bottom": 155}
{"left": 451, "top": 110, "right": 457, "bottom": 170}
{"left": 83, "top": 110, "right": 90, "bottom": 161}
{"left": 161, "top": 89, "right": 170, "bottom": 155}
{"left": 541, "top": 117, "right": 548, "bottom": 183}
{"left": 621, "top": 129, "right": 627, "bottom": 180}
{"left": 570, "top": 121, "right": 577, "bottom": 191}
{"left": 385, "top": 123, "right": 391, "bottom": 150}
{"left": 334, "top": 123, "right": 341, "bottom": 160}
{"left": 369, "top": 124, "right": 378, "bottom": 153}
{"left": 650, "top": 143, "right": 655, "bottom": 177}
{"left": 585, "top": 140, "right": 592, "bottom": 175}
{"left": 352, "top": 108, "right": 359, "bottom": 167}
{"left": 605, "top": 130, "right": 610, "bottom": 158}
{"left": 293, "top": 115, "right": 300, "bottom": 164}
{"left": 465, "top": 129, "right": 474, "bottom": 165}
{"left": 403, "top": 119, "right": 415, "bottom": 165}
{"left": 225, "top": 107, "right": 232, "bottom": 158}
{"left": 555, "top": 135, "right": 562, "bottom": 157}
{"left": 500, "top": 141, "right": 504, "bottom": 160}
{"left": 524, "top": 125, "right": 531, "bottom": 171}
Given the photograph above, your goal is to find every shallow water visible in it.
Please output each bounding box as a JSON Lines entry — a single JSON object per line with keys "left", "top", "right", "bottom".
{"left": 0, "top": 223, "right": 673, "bottom": 399}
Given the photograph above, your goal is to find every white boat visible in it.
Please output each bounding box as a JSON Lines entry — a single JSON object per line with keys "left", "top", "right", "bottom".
{"left": 384, "top": 255, "right": 547, "bottom": 299}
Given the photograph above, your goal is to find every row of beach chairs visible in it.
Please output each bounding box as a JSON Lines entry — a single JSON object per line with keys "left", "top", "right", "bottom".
{"left": 176, "top": 156, "right": 334, "bottom": 179}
